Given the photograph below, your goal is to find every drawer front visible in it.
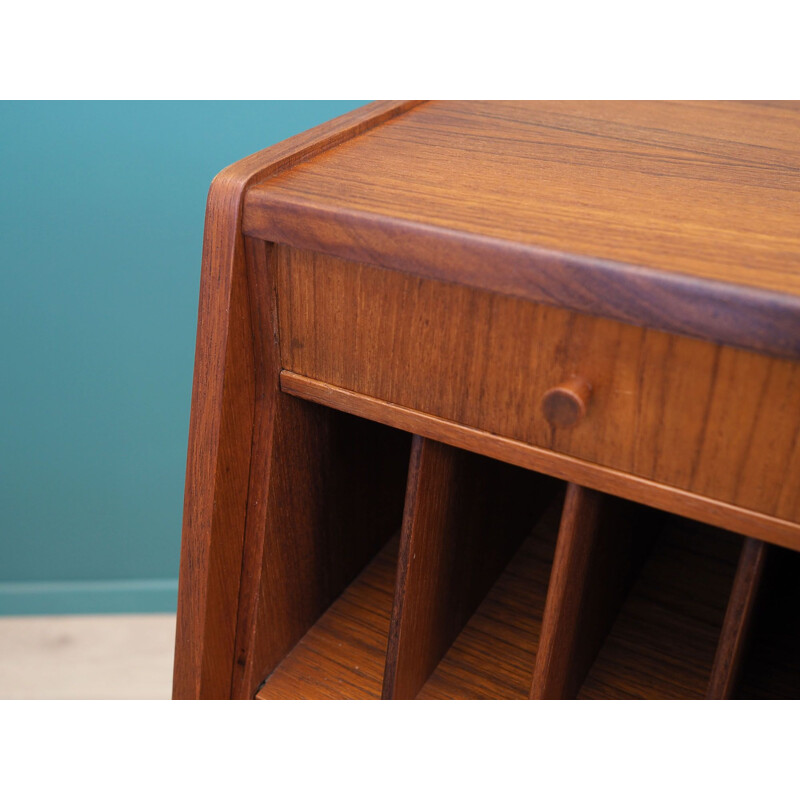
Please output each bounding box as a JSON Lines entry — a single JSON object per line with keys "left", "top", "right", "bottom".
{"left": 276, "top": 245, "right": 800, "bottom": 524}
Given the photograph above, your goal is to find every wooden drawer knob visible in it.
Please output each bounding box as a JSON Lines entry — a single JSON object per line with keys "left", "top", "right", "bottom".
{"left": 542, "top": 377, "right": 592, "bottom": 428}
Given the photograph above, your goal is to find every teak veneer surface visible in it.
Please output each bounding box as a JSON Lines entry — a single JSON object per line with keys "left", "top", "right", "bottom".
{"left": 416, "top": 497, "right": 562, "bottom": 700}
{"left": 281, "top": 372, "right": 800, "bottom": 549}
{"left": 256, "top": 536, "right": 399, "bottom": 700}
{"left": 531, "top": 486, "right": 655, "bottom": 699}
{"left": 256, "top": 498, "right": 563, "bottom": 701}
{"left": 383, "top": 437, "right": 557, "bottom": 699}
{"left": 579, "top": 518, "right": 740, "bottom": 700}
{"left": 245, "top": 101, "right": 800, "bottom": 358}
{"left": 428, "top": 508, "right": 738, "bottom": 700}
{"left": 707, "top": 537, "right": 769, "bottom": 699}
{"left": 276, "top": 248, "right": 800, "bottom": 534}
{"left": 179, "top": 101, "right": 800, "bottom": 701}
{"left": 255, "top": 504, "right": 784, "bottom": 700}
{"left": 174, "top": 102, "right": 418, "bottom": 699}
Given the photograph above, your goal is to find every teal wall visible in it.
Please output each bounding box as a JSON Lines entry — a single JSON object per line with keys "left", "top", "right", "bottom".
{"left": 0, "top": 101, "right": 365, "bottom": 614}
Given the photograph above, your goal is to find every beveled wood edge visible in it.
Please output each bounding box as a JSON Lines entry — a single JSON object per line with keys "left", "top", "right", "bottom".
{"left": 210, "top": 101, "right": 425, "bottom": 200}
{"left": 243, "top": 192, "right": 800, "bottom": 361}
{"left": 280, "top": 371, "right": 800, "bottom": 551}
{"left": 706, "top": 537, "right": 769, "bottom": 699}
{"left": 173, "top": 101, "right": 423, "bottom": 700}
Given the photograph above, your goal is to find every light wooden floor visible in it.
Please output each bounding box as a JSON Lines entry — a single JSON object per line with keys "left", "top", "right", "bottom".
{"left": 0, "top": 614, "right": 176, "bottom": 699}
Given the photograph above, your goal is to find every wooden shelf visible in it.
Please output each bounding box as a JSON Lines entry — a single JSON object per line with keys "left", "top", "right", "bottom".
{"left": 417, "top": 498, "right": 561, "bottom": 699}
{"left": 256, "top": 497, "right": 561, "bottom": 701}
{"left": 382, "top": 437, "right": 558, "bottom": 699}
{"left": 579, "top": 518, "right": 741, "bottom": 699}
{"left": 256, "top": 536, "right": 398, "bottom": 700}
{"left": 176, "top": 102, "right": 800, "bottom": 701}
{"left": 256, "top": 495, "right": 800, "bottom": 700}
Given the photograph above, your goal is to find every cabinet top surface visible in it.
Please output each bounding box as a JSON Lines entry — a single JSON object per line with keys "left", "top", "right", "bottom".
{"left": 244, "top": 101, "right": 800, "bottom": 358}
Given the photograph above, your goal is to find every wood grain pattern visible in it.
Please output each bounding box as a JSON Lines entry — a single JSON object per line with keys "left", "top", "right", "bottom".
{"left": 256, "top": 502, "right": 798, "bottom": 699}
{"left": 280, "top": 372, "right": 800, "bottom": 550}
{"left": 256, "top": 537, "right": 399, "bottom": 700}
{"left": 229, "top": 238, "right": 410, "bottom": 699}
{"left": 173, "top": 101, "right": 419, "bottom": 699}
{"left": 383, "top": 436, "right": 557, "bottom": 699}
{"left": 230, "top": 385, "right": 409, "bottom": 700}
{"left": 531, "top": 485, "right": 655, "bottom": 699}
{"left": 275, "top": 248, "right": 800, "bottom": 529}
{"left": 245, "top": 101, "right": 800, "bottom": 358}
{"left": 417, "top": 497, "right": 563, "bottom": 699}
{"left": 579, "top": 517, "right": 741, "bottom": 699}
{"left": 706, "top": 537, "right": 769, "bottom": 699}
{"left": 254, "top": 494, "right": 562, "bottom": 700}
{"left": 181, "top": 101, "right": 800, "bottom": 702}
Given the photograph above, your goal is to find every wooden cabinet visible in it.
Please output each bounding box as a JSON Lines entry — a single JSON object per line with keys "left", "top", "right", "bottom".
{"left": 173, "top": 101, "right": 800, "bottom": 699}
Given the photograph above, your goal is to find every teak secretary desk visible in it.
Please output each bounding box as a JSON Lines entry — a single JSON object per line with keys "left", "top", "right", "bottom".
{"left": 173, "top": 101, "right": 800, "bottom": 700}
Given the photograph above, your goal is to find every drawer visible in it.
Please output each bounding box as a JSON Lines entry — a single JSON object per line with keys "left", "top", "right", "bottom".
{"left": 276, "top": 244, "right": 800, "bottom": 525}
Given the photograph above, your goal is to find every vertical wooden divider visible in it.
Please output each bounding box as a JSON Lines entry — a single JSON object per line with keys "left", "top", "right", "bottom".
{"left": 382, "top": 435, "right": 557, "bottom": 699}
{"left": 531, "top": 483, "right": 655, "bottom": 699}
{"left": 229, "top": 239, "right": 410, "bottom": 700}
{"left": 706, "top": 537, "right": 769, "bottom": 699}
{"left": 173, "top": 101, "right": 422, "bottom": 699}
